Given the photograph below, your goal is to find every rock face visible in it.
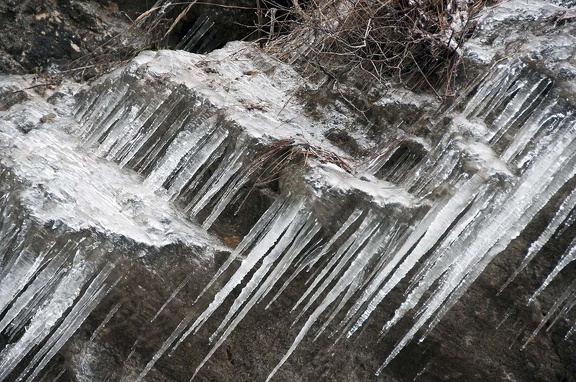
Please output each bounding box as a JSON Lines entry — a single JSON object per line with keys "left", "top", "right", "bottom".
{"left": 1, "top": 1, "right": 576, "bottom": 382}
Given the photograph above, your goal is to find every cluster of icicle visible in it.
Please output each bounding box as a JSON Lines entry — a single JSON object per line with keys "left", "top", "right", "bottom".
{"left": 129, "top": 59, "right": 576, "bottom": 379}
{"left": 0, "top": 168, "right": 120, "bottom": 382}
{"left": 75, "top": 78, "right": 256, "bottom": 231}
{"left": 72, "top": 58, "right": 576, "bottom": 380}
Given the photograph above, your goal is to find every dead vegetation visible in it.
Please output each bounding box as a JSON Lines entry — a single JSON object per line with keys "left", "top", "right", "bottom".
{"left": 261, "top": 0, "right": 498, "bottom": 97}
{"left": 62, "top": 0, "right": 497, "bottom": 93}
{"left": 249, "top": 139, "right": 353, "bottom": 188}
{"left": 63, "top": 1, "right": 195, "bottom": 79}
{"left": 233, "top": 138, "right": 352, "bottom": 215}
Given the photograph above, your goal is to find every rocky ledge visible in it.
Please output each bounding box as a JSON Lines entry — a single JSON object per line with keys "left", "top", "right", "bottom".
{"left": 0, "top": 1, "right": 576, "bottom": 381}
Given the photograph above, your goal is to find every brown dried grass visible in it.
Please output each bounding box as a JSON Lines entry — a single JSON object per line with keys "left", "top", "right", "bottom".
{"left": 249, "top": 139, "right": 353, "bottom": 188}
{"left": 262, "top": 0, "right": 497, "bottom": 97}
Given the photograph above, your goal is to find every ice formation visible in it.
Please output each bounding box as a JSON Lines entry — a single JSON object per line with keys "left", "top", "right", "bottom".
{"left": 1, "top": 4, "right": 576, "bottom": 378}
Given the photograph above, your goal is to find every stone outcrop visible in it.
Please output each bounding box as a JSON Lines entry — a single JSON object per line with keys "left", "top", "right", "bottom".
{"left": 0, "top": 1, "right": 576, "bottom": 382}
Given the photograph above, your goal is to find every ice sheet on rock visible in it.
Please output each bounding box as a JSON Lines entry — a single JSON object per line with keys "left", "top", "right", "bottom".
{"left": 74, "top": 45, "right": 327, "bottom": 149}
{"left": 0, "top": 119, "right": 217, "bottom": 249}
{"left": 306, "top": 163, "right": 416, "bottom": 208}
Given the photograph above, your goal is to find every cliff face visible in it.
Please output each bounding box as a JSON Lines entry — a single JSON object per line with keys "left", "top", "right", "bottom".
{"left": 0, "top": 1, "right": 575, "bottom": 381}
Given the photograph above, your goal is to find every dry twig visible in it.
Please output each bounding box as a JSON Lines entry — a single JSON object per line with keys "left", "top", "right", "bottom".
{"left": 261, "top": 0, "right": 496, "bottom": 97}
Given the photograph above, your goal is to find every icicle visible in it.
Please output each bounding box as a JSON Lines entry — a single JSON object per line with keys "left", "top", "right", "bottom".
{"left": 347, "top": 175, "right": 485, "bottom": 338}
{"left": 143, "top": 107, "right": 218, "bottom": 189}
{"left": 547, "top": 293, "right": 576, "bottom": 333}
{"left": 151, "top": 274, "right": 192, "bottom": 322}
{"left": 405, "top": 135, "right": 461, "bottom": 197}
{"left": 164, "top": 129, "right": 229, "bottom": 200}
{"left": 264, "top": 239, "right": 324, "bottom": 310}
{"left": 565, "top": 319, "right": 576, "bottom": 340}
{"left": 488, "top": 76, "right": 552, "bottom": 144}
{"left": 376, "top": 125, "right": 576, "bottom": 372}
{"left": 198, "top": 163, "right": 254, "bottom": 230}
{"left": 514, "top": 115, "right": 576, "bottom": 172}
{"left": 257, "top": 219, "right": 322, "bottom": 305}
{"left": 130, "top": 106, "right": 194, "bottom": 175}
{"left": 185, "top": 146, "right": 244, "bottom": 216}
{"left": 136, "top": 195, "right": 301, "bottom": 382}
{"left": 531, "top": 237, "right": 576, "bottom": 301}
{"left": 18, "top": 265, "right": 118, "bottom": 382}
{"left": 136, "top": 315, "right": 193, "bottom": 382}
{"left": 500, "top": 186, "right": 576, "bottom": 293}
{"left": 364, "top": 146, "right": 396, "bottom": 176}
{"left": 356, "top": 223, "right": 406, "bottom": 294}
{"left": 522, "top": 280, "right": 576, "bottom": 350}
{"left": 77, "top": 81, "right": 131, "bottom": 141}
{"left": 100, "top": 92, "right": 171, "bottom": 161}
{"left": 191, "top": 211, "right": 314, "bottom": 380}
{"left": 116, "top": 91, "right": 187, "bottom": 167}
{"left": 82, "top": 89, "right": 138, "bottom": 149}
{"left": 314, "top": 225, "right": 393, "bottom": 340}
{"left": 424, "top": 130, "right": 576, "bottom": 332}
{"left": 265, "top": 221, "right": 388, "bottom": 382}
{"left": 90, "top": 301, "right": 123, "bottom": 342}
{"left": 557, "top": 207, "right": 576, "bottom": 238}
{"left": 0, "top": 252, "right": 104, "bottom": 380}
{"left": 0, "top": 243, "right": 53, "bottom": 316}
{"left": 180, "top": 197, "right": 303, "bottom": 342}
{"left": 292, "top": 211, "right": 382, "bottom": 323}
{"left": 500, "top": 100, "right": 563, "bottom": 163}
{"left": 381, "top": 186, "right": 496, "bottom": 337}
{"left": 0, "top": 241, "right": 76, "bottom": 335}
{"left": 276, "top": 208, "right": 362, "bottom": 313}
{"left": 193, "top": 193, "right": 291, "bottom": 305}
{"left": 316, "top": 271, "right": 362, "bottom": 340}
{"left": 425, "top": 193, "right": 575, "bottom": 339}
{"left": 463, "top": 62, "right": 525, "bottom": 120}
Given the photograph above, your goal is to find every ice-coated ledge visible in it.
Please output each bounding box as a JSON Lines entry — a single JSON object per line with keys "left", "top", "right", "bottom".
{"left": 0, "top": 98, "right": 223, "bottom": 251}
{"left": 98, "top": 43, "right": 336, "bottom": 148}
{"left": 305, "top": 162, "right": 420, "bottom": 209}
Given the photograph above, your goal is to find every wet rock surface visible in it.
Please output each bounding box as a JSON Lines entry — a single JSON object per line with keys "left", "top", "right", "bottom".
{"left": 1, "top": 1, "right": 576, "bottom": 382}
